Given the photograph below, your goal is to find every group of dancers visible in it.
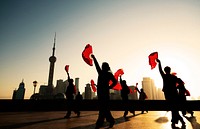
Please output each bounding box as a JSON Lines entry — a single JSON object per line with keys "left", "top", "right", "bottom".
{"left": 64, "top": 50, "right": 194, "bottom": 129}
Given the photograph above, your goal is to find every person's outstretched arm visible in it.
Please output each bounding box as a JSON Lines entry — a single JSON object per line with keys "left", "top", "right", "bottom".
{"left": 156, "top": 59, "right": 164, "bottom": 77}
{"left": 136, "top": 88, "right": 140, "bottom": 94}
{"left": 91, "top": 54, "right": 101, "bottom": 74}
{"left": 67, "top": 72, "right": 70, "bottom": 80}
{"left": 119, "top": 76, "right": 123, "bottom": 84}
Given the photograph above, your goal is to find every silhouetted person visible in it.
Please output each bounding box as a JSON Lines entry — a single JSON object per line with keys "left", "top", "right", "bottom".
{"left": 157, "top": 59, "right": 185, "bottom": 129}
{"left": 136, "top": 88, "right": 148, "bottom": 114}
{"left": 75, "top": 91, "right": 83, "bottom": 117}
{"left": 64, "top": 72, "right": 76, "bottom": 118}
{"left": 177, "top": 78, "right": 194, "bottom": 117}
{"left": 91, "top": 54, "right": 117, "bottom": 129}
{"left": 120, "top": 76, "right": 135, "bottom": 118}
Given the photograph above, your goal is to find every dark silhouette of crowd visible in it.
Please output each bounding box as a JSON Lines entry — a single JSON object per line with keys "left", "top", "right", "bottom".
{"left": 63, "top": 46, "right": 194, "bottom": 129}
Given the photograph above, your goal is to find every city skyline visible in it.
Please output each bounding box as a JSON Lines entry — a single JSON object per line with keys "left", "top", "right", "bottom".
{"left": 1, "top": 0, "right": 200, "bottom": 99}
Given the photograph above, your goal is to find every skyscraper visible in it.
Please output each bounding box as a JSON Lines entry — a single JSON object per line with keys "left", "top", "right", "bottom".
{"left": 54, "top": 79, "right": 68, "bottom": 95}
{"left": 47, "top": 33, "right": 57, "bottom": 95}
{"left": 75, "top": 78, "right": 79, "bottom": 94}
{"left": 142, "top": 77, "right": 157, "bottom": 100}
{"left": 12, "top": 80, "right": 25, "bottom": 99}
{"left": 84, "top": 83, "right": 92, "bottom": 99}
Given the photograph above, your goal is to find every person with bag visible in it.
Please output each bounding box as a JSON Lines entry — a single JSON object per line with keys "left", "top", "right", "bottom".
{"left": 177, "top": 78, "right": 194, "bottom": 117}
{"left": 136, "top": 88, "right": 148, "bottom": 114}
{"left": 120, "top": 76, "right": 135, "bottom": 118}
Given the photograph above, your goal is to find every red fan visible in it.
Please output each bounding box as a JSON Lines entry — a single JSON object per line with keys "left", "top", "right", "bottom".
{"left": 148, "top": 52, "right": 158, "bottom": 69}
{"left": 90, "top": 79, "right": 97, "bottom": 92}
{"left": 112, "top": 83, "right": 122, "bottom": 90}
{"left": 114, "top": 69, "right": 124, "bottom": 79}
{"left": 129, "top": 87, "right": 133, "bottom": 94}
{"left": 82, "top": 44, "right": 93, "bottom": 66}
{"left": 65, "top": 65, "right": 69, "bottom": 73}
{"left": 110, "top": 69, "right": 124, "bottom": 90}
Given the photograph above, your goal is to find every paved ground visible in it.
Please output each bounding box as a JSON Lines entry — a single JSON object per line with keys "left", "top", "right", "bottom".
{"left": 0, "top": 111, "right": 199, "bottom": 129}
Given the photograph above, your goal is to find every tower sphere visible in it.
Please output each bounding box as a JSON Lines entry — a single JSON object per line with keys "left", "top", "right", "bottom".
{"left": 49, "top": 56, "right": 56, "bottom": 62}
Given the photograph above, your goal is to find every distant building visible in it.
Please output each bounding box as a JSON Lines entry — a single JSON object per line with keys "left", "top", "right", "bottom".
{"left": 110, "top": 90, "right": 121, "bottom": 100}
{"left": 157, "top": 88, "right": 165, "bottom": 100}
{"left": 82, "top": 92, "right": 85, "bottom": 99}
{"left": 75, "top": 78, "right": 79, "bottom": 94}
{"left": 12, "top": 90, "right": 17, "bottom": 100}
{"left": 37, "top": 78, "right": 78, "bottom": 99}
{"left": 54, "top": 79, "right": 68, "bottom": 95}
{"left": 142, "top": 77, "right": 157, "bottom": 100}
{"left": 84, "top": 83, "right": 92, "bottom": 99}
{"left": 12, "top": 80, "right": 25, "bottom": 100}
{"left": 39, "top": 85, "right": 48, "bottom": 95}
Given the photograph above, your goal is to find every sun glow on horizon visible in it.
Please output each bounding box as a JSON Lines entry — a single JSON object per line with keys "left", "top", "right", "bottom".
{"left": 147, "top": 54, "right": 199, "bottom": 99}
{"left": 1, "top": 1, "right": 200, "bottom": 100}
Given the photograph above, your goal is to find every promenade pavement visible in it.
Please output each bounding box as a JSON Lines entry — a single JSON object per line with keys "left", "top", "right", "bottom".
{"left": 0, "top": 111, "right": 199, "bottom": 129}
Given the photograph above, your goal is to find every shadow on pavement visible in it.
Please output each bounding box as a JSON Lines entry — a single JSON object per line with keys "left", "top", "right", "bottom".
{"left": 70, "top": 116, "right": 128, "bottom": 129}
{"left": 70, "top": 112, "right": 144, "bottom": 129}
{"left": 0, "top": 113, "right": 98, "bottom": 129}
{"left": 184, "top": 116, "right": 200, "bottom": 129}
{"left": 155, "top": 117, "right": 169, "bottom": 123}
{"left": 155, "top": 111, "right": 169, "bottom": 123}
{"left": 0, "top": 117, "right": 64, "bottom": 129}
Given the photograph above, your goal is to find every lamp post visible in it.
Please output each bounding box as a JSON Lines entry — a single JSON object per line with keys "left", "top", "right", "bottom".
{"left": 33, "top": 80, "right": 38, "bottom": 94}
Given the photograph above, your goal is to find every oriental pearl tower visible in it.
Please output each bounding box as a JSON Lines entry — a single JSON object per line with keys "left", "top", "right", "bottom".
{"left": 47, "top": 33, "right": 56, "bottom": 96}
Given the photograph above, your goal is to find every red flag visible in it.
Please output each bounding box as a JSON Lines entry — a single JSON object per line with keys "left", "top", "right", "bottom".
{"left": 65, "top": 65, "right": 69, "bottom": 73}
{"left": 90, "top": 79, "right": 97, "bottom": 92}
{"left": 82, "top": 44, "right": 93, "bottom": 66}
{"left": 148, "top": 52, "right": 158, "bottom": 69}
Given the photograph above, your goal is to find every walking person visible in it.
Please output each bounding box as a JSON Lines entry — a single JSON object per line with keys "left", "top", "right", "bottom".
{"left": 64, "top": 78, "right": 76, "bottom": 118}
{"left": 177, "top": 78, "right": 194, "bottom": 117}
{"left": 136, "top": 88, "right": 148, "bottom": 114}
{"left": 64, "top": 67, "right": 77, "bottom": 119}
{"left": 156, "top": 59, "right": 185, "bottom": 129}
{"left": 75, "top": 91, "right": 83, "bottom": 117}
{"left": 119, "top": 76, "right": 135, "bottom": 118}
{"left": 91, "top": 54, "right": 117, "bottom": 129}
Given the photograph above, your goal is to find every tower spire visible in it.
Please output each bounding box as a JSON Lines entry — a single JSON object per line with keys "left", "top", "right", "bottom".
{"left": 47, "top": 33, "right": 57, "bottom": 95}
{"left": 52, "top": 32, "right": 56, "bottom": 56}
